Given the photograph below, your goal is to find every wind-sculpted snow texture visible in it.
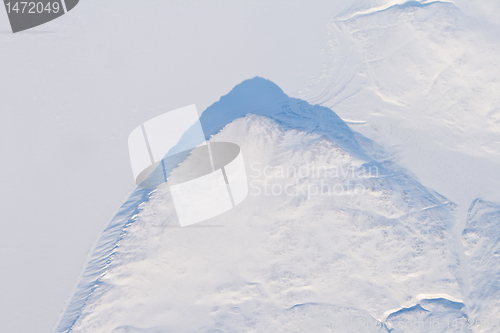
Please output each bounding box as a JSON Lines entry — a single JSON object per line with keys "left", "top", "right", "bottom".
{"left": 304, "top": 0, "right": 500, "bottom": 158}
{"left": 301, "top": 0, "right": 500, "bottom": 224}
{"left": 462, "top": 200, "right": 500, "bottom": 333}
{"left": 55, "top": 78, "right": 470, "bottom": 333}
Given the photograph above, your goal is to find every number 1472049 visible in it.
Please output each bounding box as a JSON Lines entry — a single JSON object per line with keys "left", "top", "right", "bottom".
{"left": 5, "top": 2, "right": 60, "bottom": 14}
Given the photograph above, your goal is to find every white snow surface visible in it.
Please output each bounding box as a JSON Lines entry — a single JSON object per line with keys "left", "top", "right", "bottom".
{"left": 21, "top": 1, "right": 497, "bottom": 332}
{"left": 56, "top": 80, "right": 476, "bottom": 333}
{"left": 2, "top": 1, "right": 499, "bottom": 333}
{"left": 300, "top": 0, "right": 500, "bottom": 225}
{"left": 462, "top": 200, "right": 500, "bottom": 332}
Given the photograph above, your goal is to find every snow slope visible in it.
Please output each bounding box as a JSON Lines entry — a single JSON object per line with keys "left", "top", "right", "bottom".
{"left": 56, "top": 78, "right": 471, "bottom": 333}
{"left": 462, "top": 200, "right": 500, "bottom": 333}
{"left": 300, "top": 0, "right": 500, "bottom": 225}
{"left": 3, "top": 1, "right": 498, "bottom": 333}
{"left": 52, "top": 1, "right": 500, "bottom": 331}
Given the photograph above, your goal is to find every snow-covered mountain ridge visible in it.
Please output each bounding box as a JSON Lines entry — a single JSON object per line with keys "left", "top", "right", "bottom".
{"left": 53, "top": 77, "right": 500, "bottom": 333}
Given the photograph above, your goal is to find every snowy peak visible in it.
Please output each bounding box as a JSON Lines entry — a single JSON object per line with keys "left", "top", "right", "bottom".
{"left": 465, "top": 199, "right": 500, "bottom": 229}
{"left": 199, "top": 77, "right": 369, "bottom": 160}
{"left": 56, "top": 83, "right": 469, "bottom": 332}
